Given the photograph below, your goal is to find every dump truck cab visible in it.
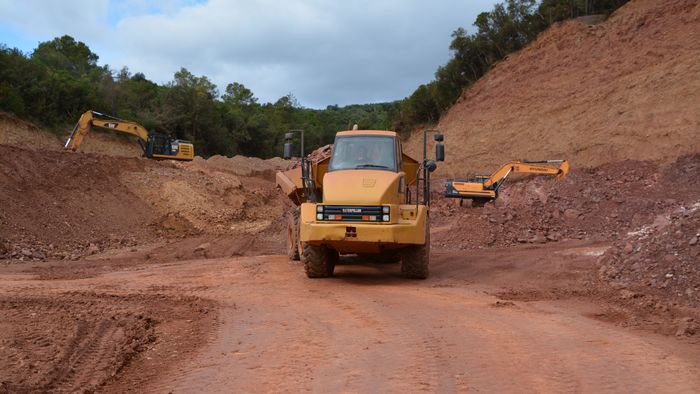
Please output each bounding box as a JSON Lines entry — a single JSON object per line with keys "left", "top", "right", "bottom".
{"left": 277, "top": 128, "right": 444, "bottom": 279}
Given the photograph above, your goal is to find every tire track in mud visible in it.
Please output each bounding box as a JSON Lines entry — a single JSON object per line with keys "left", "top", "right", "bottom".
{"left": 0, "top": 292, "right": 214, "bottom": 393}
{"left": 305, "top": 284, "right": 467, "bottom": 393}
{"left": 140, "top": 255, "right": 700, "bottom": 393}
{"left": 443, "top": 297, "right": 700, "bottom": 393}
{"left": 0, "top": 296, "right": 144, "bottom": 393}
{"left": 4, "top": 250, "right": 700, "bottom": 392}
{"left": 341, "top": 286, "right": 700, "bottom": 393}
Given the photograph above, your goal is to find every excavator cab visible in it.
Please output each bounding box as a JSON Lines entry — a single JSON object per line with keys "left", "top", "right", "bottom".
{"left": 144, "top": 133, "right": 194, "bottom": 160}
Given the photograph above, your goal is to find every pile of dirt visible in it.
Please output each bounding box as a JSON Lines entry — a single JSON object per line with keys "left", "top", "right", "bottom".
{"left": 0, "top": 145, "right": 158, "bottom": 260}
{"left": 0, "top": 145, "right": 288, "bottom": 261}
{"left": 285, "top": 144, "right": 333, "bottom": 169}
{"left": 123, "top": 159, "right": 288, "bottom": 236}
{"left": 187, "top": 154, "right": 289, "bottom": 179}
{"left": 406, "top": 0, "right": 700, "bottom": 176}
{"left": 0, "top": 111, "right": 145, "bottom": 158}
{"left": 307, "top": 144, "right": 332, "bottom": 163}
{"left": 431, "top": 153, "right": 700, "bottom": 250}
{"left": 599, "top": 201, "right": 700, "bottom": 311}
{"left": 73, "top": 131, "right": 143, "bottom": 158}
{"left": 0, "top": 112, "right": 62, "bottom": 150}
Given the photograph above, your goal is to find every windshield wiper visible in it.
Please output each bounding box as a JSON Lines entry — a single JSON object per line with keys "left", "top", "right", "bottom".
{"left": 355, "top": 164, "right": 390, "bottom": 169}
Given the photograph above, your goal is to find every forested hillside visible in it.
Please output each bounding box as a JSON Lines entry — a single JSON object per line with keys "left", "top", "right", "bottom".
{"left": 0, "top": 36, "right": 398, "bottom": 158}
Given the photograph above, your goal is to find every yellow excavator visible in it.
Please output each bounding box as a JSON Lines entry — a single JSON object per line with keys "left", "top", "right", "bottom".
{"left": 445, "top": 160, "right": 569, "bottom": 205}
{"left": 64, "top": 110, "right": 194, "bottom": 161}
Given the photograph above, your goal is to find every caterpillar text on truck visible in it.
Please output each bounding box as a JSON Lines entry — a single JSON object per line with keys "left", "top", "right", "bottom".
{"left": 275, "top": 126, "right": 445, "bottom": 279}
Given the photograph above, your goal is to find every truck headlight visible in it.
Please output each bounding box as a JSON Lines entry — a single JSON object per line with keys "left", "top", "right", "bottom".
{"left": 317, "top": 213, "right": 323, "bottom": 220}
{"left": 382, "top": 206, "right": 390, "bottom": 214}
{"left": 316, "top": 205, "right": 324, "bottom": 213}
{"left": 382, "top": 214, "right": 390, "bottom": 222}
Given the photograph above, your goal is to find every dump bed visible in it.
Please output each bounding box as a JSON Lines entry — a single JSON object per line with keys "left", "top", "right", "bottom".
{"left": 276, "top": 152, "right": 419, "bottom": 206}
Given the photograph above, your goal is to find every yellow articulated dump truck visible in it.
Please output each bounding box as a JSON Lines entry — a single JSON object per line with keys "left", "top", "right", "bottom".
{"left": 276, "top": 127, "right": 445, "bottom": 279}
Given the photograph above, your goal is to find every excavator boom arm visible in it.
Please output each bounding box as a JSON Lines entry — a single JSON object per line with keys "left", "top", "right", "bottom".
{"left": 444, "top": 159, "right": 569, "bottom": 203}
{"left": 64, "top": 110, "right": 150, "bottom": 152}
{"left": 483, "top": 160, "right": 569, "bottom": 188}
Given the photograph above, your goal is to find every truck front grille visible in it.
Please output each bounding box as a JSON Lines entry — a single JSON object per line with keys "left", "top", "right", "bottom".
{"left": 318, "top": 205, "right": 386, "bottom": 222}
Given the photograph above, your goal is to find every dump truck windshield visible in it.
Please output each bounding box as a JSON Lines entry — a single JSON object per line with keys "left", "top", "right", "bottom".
{"left": 329, "top": 135, "right": 397, "bottom": 172}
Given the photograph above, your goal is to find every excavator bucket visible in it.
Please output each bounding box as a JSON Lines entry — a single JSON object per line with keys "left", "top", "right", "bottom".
{"left": 556, "top": 160, "right": 570, "bottom": 180}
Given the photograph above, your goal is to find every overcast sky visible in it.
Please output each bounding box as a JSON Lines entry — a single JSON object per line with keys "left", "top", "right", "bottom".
{"left": 0, "top": 0, "right": 499, "bottom": 108}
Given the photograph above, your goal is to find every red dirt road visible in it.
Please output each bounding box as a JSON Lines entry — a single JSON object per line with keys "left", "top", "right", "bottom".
{"left": 2, "top": 241, "right": 699, "bottom": 393}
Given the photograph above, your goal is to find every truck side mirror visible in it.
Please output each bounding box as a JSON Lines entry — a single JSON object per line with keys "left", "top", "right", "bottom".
{"left": 426, "top": 159, "right": 437, "bottom": 172}
{"left": 283, "top": 142, "right": 293, "bottom": 159}
{"left": 436, "top": 143, "right": 445, "bottom": 162}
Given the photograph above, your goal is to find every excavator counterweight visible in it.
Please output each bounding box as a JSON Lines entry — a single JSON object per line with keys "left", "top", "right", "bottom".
{"left": 64, "top": 110, "right": 194, "bottom": 161}
{"left": 445, "top": 160, "right": 569, "bottom": 204}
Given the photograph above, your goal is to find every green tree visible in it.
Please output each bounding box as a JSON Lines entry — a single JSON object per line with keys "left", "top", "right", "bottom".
{"left": 1, "top": 35, "right": 401, "bottom": 158}
{"left": 160, "top": 68, "right": 227, "bottom": 155}
{"left": 223, "top": 82, "right": 257, "bottom": 106}
{"left": 32, "top": 35, "right": 99, "bottom": 78}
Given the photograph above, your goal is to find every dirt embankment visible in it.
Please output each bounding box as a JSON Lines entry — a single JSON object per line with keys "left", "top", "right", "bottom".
{"left": 432, "top": 154, "right": 700, "bottom": 248}
{"left": 0, "top": 144, "right": 290, "bottom": 262}
{"left": 0, "top": 111, "right": 143, "bottom": 158}
{"left": 406, "top": 0, "right": 700, "bottom": 176}
{"left": 431, "top": 152, "right": 700, "bottom": 312}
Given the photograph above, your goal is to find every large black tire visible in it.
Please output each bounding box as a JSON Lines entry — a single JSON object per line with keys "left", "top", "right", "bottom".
{"left": 400, "top": 231, "right": 430, "bottom": 279}
{"left": 301, "top": 243, "right": 336, "bottom": 278}
{"left": 286, "top": 209, "right": 300, "bottom": 261}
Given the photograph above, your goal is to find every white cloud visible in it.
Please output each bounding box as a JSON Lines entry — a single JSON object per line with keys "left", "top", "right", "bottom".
{"left": 0, "top": 0, "right": 500, "bottom": 107}
{"left": 0, "top": 0, "right": 109, "bottom": 41}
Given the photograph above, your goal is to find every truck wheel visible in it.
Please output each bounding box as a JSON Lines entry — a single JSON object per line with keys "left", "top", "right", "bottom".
{"left": 287, "top": 209, "right": 300, "bottom": 261}
{"left": 302, "top": 243, "right": 336, "bottom": 278}
{"left": 401, "top": 232, "right": 430, "bottom": 279}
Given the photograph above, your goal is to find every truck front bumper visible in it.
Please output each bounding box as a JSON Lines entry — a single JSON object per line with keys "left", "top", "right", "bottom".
{"left": 299, "top": 203, "right": 427, "bottom": 253}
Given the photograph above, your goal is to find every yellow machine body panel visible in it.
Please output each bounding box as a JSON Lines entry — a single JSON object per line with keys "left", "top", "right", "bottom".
{"left": 313, "top": 157, "right": 330, "bottom": 190}
{"left": 322, "top": 170, "right": 406, "bottom": 206}
{"left": 402, "top": 153, "right": 419, "bottom": 186}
